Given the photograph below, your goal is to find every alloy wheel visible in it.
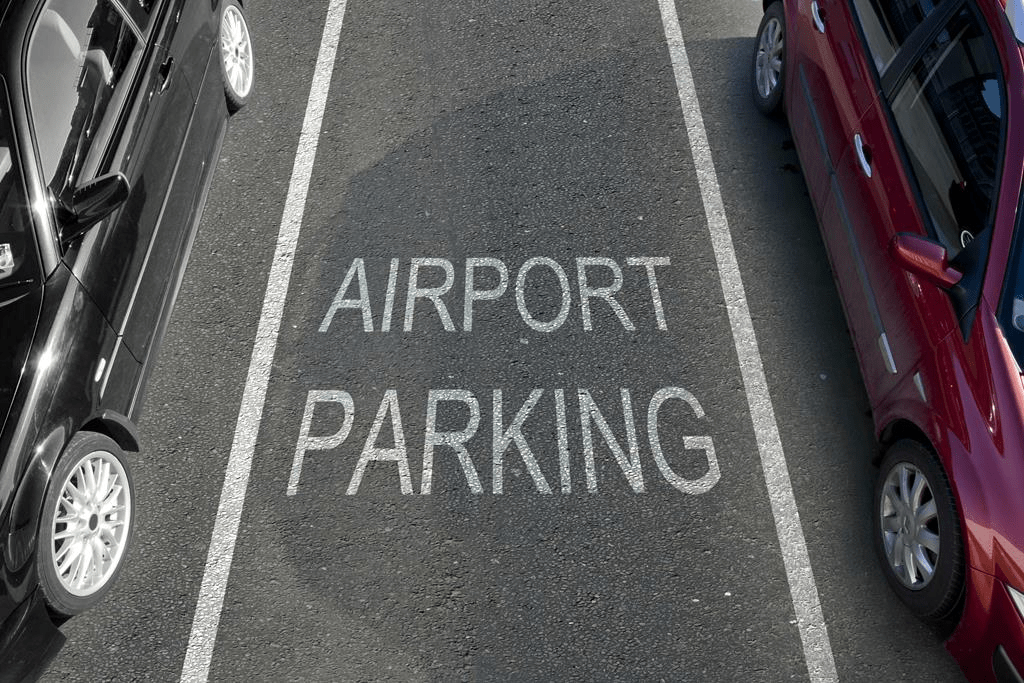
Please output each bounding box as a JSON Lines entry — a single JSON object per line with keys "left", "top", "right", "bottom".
{"left": 879, "top": 462, "right": 941, "bottom": 590}
{"left": 49, "top": 449, "right": 132, "bottom": 598}
{"left": 755, "top": 17, "right": 783, "bottom": 99}
{"left": 220, "top": 4, "right": 254, "bottom": 100}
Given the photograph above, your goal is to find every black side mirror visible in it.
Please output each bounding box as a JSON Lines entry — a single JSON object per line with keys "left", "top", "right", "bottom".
{"left": 59, "top": 172, "right": 129, "bottom": 244}
{"left": 889, "top": 232, "right": 963, "bottom": 290}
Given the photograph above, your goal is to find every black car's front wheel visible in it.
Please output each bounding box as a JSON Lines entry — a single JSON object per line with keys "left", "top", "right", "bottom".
{"left": 752, "top": 1, "right": 786, "bottom": 116}
{"left": 219, "top": 0, "right": 255, "bottom": 112}
{"left": 38, "top": 432, "right": 134, "bottom": 617}
{"left": 873, "top": 439, "right": 964, "bottom": 623}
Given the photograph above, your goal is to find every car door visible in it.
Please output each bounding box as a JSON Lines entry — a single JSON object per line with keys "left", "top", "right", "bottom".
{"left": 785, "top": 0, "right": 894, "bottom": 394}
{"left": 786, "top": 0, "right": 874, "bottom": 210}
{"left": 113, "top": 0, "right": 228, "bottom": 383}
{"left": 70, "top": 0, "right": 201, "bottom": 365}
{"left": 836, "top": 0, "right": 1005, "bottom": 403}
{"left": 25, "top": 0, "right": 201, "bottom": 370}
{"left": 786, "top": 0, "right": 935, "bottom": 401}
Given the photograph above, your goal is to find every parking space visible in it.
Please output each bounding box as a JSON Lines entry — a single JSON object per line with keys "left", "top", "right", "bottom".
{"left": 193, "top": 0, "right": 818, "bottom": 679}
{"left": 42, "top": 0, "right": 966, "bottom": 680}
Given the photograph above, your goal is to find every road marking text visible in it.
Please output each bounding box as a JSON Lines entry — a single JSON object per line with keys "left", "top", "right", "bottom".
{"left": 319, "top": 256, "right": 671, "bottom": 332}
{"left": 287, "top": 386, "right": 719, "bottom": 496}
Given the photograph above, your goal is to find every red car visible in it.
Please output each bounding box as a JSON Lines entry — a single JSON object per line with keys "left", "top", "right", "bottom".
{"left": 752, "top": 0, "right": 1024, "bottom": 679}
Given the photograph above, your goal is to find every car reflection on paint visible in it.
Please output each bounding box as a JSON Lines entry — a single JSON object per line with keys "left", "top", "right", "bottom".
{"left": 752, "top": 0, "right": 1024, "bottom": 680}
{"left": 0, "top": 0, "right": 253, "bottom": 676}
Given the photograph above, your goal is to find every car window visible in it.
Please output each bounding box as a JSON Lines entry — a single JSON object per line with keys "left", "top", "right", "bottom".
{"left": 999, "top": 195, "right": 1024, "bottom": 359}
{"left": 851, "top": 0, "right": 942, "bottom": 74}
{"left": 887, "top": 4, "right": 1003, "bottom": 259}
{"left": 26, "top": 0, "right": 138, "bottom": 201}
{"left": 0, "top": 85, "right": 40, "bottom": 285}
{"left": 114, "top": 0, "right": 152, "bottom": 33}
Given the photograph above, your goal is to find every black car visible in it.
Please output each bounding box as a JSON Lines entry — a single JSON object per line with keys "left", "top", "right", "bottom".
{"left": 0, "top": 0, "right": 253, "bottom": 675}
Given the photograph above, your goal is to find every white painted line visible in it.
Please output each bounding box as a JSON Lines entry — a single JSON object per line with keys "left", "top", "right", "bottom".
{"left": 655, "top": 2, "right": 838, "bottom": 681}
{"left": 180, "top": 2, "right": 349, "bottom": 680}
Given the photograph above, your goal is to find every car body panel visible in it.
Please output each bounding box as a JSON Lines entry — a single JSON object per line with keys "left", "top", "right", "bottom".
{"left": 948, "top": 567, "right": 1024, "bottom": 681}
{"left": 0, "top": 285, "right": 42, "bottom": 448}
{"left": 0, "top": 263, "right": 129, "bottom": 624}
{"left": 0, "top": 589, "right": 64, "bottom": 681}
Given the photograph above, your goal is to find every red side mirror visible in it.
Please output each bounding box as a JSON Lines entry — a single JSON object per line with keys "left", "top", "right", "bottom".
{"left": 889, "top": 233, "right": 963, "bottom": 289}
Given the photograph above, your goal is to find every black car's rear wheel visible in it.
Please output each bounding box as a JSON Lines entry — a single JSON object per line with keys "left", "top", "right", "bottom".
{"left": 38, "top": 432, "right": 134, "bottom": 617}
{"left": 873, "top": 439, "right": 964, "bottom": 622}
{"left": 753, "top": 2, "right": 786, "bottom": 116}
{"left": 219, "top": 0, "right": 254, "bottom": 112}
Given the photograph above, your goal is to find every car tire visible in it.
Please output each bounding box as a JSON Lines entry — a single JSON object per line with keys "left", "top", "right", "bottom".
{"left": 37, "top": 432, "right": 134, "bottom": 617}
{"left": 218, "top": 0, "right": 255, "bottom": 113}
{"left": 873, "top": 439, "right": 964, "bottom": 623}
{"left": 752, "top": 1, "right": 786, "bottom": 117}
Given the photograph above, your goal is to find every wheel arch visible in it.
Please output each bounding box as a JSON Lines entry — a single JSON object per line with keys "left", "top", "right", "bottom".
{"left": 877, "top": 412, "right": 994, "bottom": 579}
{"left": 878, "top": 418, "right": 935, "bottom": 465}
{"left": 83, "top": 410, "right": 140, "bottom": 454}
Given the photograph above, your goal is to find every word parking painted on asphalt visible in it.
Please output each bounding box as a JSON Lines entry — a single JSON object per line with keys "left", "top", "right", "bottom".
{"left": 287, "top": 386, "right": 719, "bottom": 496}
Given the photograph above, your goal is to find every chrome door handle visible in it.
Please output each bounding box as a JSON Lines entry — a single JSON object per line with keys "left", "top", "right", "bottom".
{"left": 158, "top": 55, "right": 174, "bottom": 93}
{"left": 855, "top": 133, "right": 872, "bottom": 178}
{"left": 811, "top": 1, "right": 826, "bottom": 33}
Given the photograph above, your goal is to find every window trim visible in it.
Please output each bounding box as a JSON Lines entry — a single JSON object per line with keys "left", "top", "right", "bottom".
{"left": 879, "top": 0, "right": 965, "bottom": 99}
{"left": 108, "top": 0, "right": 145, "bottom": 42}
{"left": 110, "top": 0, "right": 156, "bottom": 40}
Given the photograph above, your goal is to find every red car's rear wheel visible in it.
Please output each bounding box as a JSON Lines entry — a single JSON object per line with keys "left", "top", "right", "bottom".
{"left": 753, "top": 2, "right": 785, "bottom": 116}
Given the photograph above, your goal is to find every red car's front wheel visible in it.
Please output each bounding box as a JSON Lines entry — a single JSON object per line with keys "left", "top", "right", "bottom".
{"left": 874, "top": 439, "right": 964, "bottom": 624}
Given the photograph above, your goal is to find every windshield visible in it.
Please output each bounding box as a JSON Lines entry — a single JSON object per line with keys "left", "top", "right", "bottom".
{"left": 1002, "top": 205, "right": 1024, "bottom": 362}
{"left": 0, "top": 83, "right": 39, "bottom": 287}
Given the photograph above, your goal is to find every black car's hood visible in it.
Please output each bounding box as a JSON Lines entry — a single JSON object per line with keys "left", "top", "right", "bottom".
{"left": 0, "top": 282, "right": 42, "bottom": 436}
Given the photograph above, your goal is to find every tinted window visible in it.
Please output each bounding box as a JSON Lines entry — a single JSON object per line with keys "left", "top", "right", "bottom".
{"left": 27, "top": 0, "right": 137, "bottom": 200}
{"left": 1000, "top": 185, "right": 1024, "bottom": 361}
{"left": 888, "top": 6, "right": 1003, "bottom": 258}
{"left": 0, "top": 87, "right": 39, "bottom": 285}
{"left": 115, "top": 0, "right": 152, "bottom": 32}
{"left": 852, "top": 0, "right": 941, "bottom": 73}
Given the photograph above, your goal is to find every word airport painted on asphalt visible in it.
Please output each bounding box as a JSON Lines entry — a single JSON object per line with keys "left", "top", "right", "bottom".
{"left": 319, "top": 256, "right": 672, "bottom": 332}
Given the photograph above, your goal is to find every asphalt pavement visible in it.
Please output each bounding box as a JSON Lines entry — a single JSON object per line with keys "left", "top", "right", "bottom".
{"left": 40, "top": 0, "right": 967, "bottom": 680}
